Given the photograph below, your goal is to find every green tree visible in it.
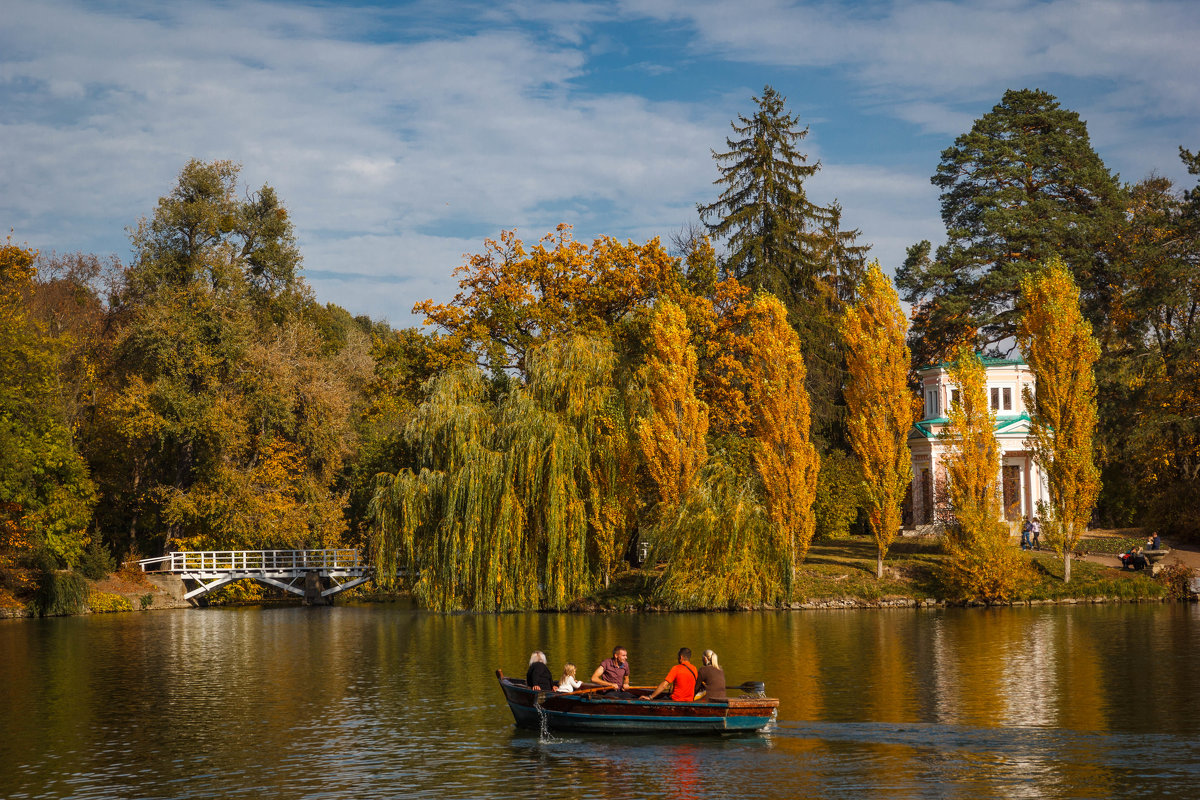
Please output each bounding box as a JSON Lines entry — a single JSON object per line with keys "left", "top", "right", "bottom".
{"left": 698, "top": 86, "right": 869, "bottom": 447}
{"left": 896, "top": 89, "right": 1125, "bottom": 367}
{"left": 0, "top": 239, "right": 96, "bottom": 568}
{"left": 841, "top": 263, "right": 916, "bottom": 579}
{"left": 1017, "top": 257, "right": 1101, "bottom": 583}
{"left": 97, "top": 160, "right": 361, "bottom": 556}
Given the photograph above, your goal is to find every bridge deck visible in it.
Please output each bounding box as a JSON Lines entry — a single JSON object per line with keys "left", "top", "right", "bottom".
{"left": 138, "top": 549, "right": 373, "bottom": 602}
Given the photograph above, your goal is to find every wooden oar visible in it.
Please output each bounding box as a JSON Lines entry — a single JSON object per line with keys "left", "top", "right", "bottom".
{"left": 732, "top": 680, "right": 766, "bottom": 693}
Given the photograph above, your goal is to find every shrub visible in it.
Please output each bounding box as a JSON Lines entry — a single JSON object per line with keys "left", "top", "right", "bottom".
{"left": 77, "top": 539, "right": 116, "bottom": 580}
{"left": 32, "top": 564, "right": 89, "bottom": 616}
{"left": 139, "top": 593, "right": 154, "bottom": 609}
{"left": 1155, "top": 562, "right": 1197, "bottom": 600}
{"left": 813, "top": 450, "right": 865, "bottom": 541}
{"left": 88, "top": 590, "right": 133, "bottom": 613}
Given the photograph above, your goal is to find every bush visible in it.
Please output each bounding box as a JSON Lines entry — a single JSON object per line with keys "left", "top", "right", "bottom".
{"left": 813, "top": 450, "right": 865, "bottom": 541}
{"left": 88, "top": 590, "right": 133, "bottom": 613}
{"left": 77, "top": 539, "right": 116, "bottom": 580}
{"left": 1155, "top": 562, "right": 1197, "bottom": 600}
{"left": 32, "top": 564, "right": 89, "bottom": 616}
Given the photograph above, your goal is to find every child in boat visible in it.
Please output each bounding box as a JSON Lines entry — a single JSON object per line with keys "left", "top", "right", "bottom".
{"left": 555, "top": 662, "right": 583, "bottom": 693}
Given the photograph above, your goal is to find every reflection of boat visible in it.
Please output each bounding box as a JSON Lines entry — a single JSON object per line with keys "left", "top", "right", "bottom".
{"left": 496, "top": 669, "right": 779, "bottom": 734}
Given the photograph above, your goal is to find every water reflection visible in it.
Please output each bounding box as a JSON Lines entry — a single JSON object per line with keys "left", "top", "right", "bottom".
{"left": 1, "top": 603, "right": 1198, "bottom": 799}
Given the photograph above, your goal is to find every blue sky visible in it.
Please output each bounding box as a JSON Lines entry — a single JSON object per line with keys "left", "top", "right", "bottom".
{"left": 3, "top": 0, "right": 1198, "bottom": 326}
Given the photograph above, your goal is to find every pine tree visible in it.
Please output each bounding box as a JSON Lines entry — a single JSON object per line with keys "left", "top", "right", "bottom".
{"left": 841, "top": 263, "right": 916, "bottom": 579}
{"left": 896, "top": 89, "right": 1125, "bottom": 367}
{"left": 1018, "top": 257, "right": 1101, "bottom": 583}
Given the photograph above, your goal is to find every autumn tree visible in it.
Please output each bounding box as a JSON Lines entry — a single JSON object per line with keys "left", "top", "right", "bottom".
{"left": 414, "top": 225, "right": 683, "bottom": 377}
{"left": 0, "top": 239, "right": 96, "bottom": 568}
{"left": 940, "top": 346, "right": 1026, "bottom": 602}
{"left": 1017, "top": 257, "right": 1101, "bottom": 582}
{"left": 841, "top": 263, "right": 916, "bottom": 579}
{"left": 745, "top": 293, "right": 820, "bottom": 582}
{"left": 897, "top": 89, "right": 1125, "bottom": 367}
{"left": 636, "top": 300, "right": 708, "bottom": 514}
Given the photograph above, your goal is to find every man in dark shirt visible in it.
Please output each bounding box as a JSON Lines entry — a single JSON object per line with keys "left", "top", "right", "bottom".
{"left": 591, "top": 646, "right": 630, "bottom": 691}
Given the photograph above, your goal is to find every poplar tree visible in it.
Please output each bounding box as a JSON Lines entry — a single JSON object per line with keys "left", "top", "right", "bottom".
{"left": 745, "top": 293, "right": 820, "bottom": 582}
{"left": 1017, "top": 257, "right": 1101, "bottom": 583}
{"left": 896, "top": 89, "right": 1124, "bottom": 367}
{"left": 841, "top": 263, "right": 916, "bottom": 579}
{"left": 940, "top": 346, "right": 1025, "bottom": 602}
{"left": 636, "top": 300, "right": 708, "bottom": 514}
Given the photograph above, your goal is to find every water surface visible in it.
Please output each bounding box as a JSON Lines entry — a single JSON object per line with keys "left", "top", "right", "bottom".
{"left": 2, "top": 603, "right": 1197, "bottom": 798}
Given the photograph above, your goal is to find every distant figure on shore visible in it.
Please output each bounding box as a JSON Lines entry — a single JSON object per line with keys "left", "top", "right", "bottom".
{"left": 1149, "top": 532, "right": 1162, "bottom": 550}
{"left": 526, "top": 651, "right": 554, "bottom": 691}
{"left": 695, "top": 650, "right": 726, "bottom": 702}
{"left": 1021, "top": 518, "right": 1032, "bottom": 550}
{"left": 555, "top": 662, "right": 583, "bottom": 693}
{"left": 1031, "top": 517, "right": 1041, "bottom": 550}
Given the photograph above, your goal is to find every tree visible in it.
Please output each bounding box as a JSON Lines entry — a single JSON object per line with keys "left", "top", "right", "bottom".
{"left": 841, "top": 263, "right": 917, "bottom": 578}
{"left": 745, "top": 293, "right": 820, "bottom": 583}
{"left": 414, "top": 225, "right": 683, "bottom": 377}
{"left": 636, "top": 300, "right": 708, "bottom": 515}
{"left": 97, "top": 160, "right": 360, "bottom": 557}
{"left": 699, "top": 86, "right": 870, "bottom": 448}
{"left": 1017, "top": 257, "right": 1101, "bottom": 583}
{"left": 698, "top": 85, "right": 827, "bottom": 299}
{"left": 939, "top": 346, "right": 1025, "bottom": 602}
{"left": 897, "top": 89, "right": 1125, "bottom": 367}
{"left": 0, "top": 239, "right": 96, "bottom": 568}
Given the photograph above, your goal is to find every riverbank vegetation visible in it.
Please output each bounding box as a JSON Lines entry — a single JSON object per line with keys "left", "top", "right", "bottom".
{"left": 3, "top": 86, "right": 1200, "bottom": 614}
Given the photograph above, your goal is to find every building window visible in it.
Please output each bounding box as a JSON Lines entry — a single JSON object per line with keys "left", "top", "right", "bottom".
{"left": 926, "top": 389, "right": 939, "bottom": 418}
{"left": 990, "top": 387, "right": 1000, "bottom": 410}
{"left": 1002, "top": 387, "right": 1012, "bottom": 410}
{"left": 951, "top": 389, "right": 960, "bottom": 406}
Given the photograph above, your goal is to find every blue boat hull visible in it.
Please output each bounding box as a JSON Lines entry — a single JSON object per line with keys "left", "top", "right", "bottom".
{"left": 497, "top": 671, "right": 778, "bottom": 735}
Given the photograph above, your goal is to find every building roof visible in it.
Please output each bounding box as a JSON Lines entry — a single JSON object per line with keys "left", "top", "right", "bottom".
{"left": 910, "top": 412, "right": 1032, "bottom": 440}
{"left": 916, "top": 353, "right": 1027, "bottom": 373}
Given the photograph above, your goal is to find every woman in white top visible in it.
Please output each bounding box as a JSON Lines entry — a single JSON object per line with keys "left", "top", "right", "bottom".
{"left": 555, "top": 662, "right": 583, "bottom": 692}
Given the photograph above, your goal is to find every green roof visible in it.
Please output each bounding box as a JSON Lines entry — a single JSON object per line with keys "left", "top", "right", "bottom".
{"left": 910, "top": 412, "right": 1032, "bottom": 439}
{"left": 916, "top": 352, "right": 1026, "bottom": 372}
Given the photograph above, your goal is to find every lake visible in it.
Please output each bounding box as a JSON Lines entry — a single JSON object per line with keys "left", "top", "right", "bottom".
{"left": 2, "top": 602, "right": 1197, "bottom": 799}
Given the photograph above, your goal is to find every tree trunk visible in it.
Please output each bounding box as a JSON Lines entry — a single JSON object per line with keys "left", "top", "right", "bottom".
{"left": 1063, "top": 550, "right": 1072, "bottom": 583}
{"left": 877, "top": 550, "right": 884, "bottom": 580}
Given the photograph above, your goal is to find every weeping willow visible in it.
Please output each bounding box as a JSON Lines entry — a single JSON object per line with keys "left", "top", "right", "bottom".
{"left": 653, "top": 454, "right": 790, "bottom": 609}
{"left": 369, "top": 335, "right": 636, "bottom": 610}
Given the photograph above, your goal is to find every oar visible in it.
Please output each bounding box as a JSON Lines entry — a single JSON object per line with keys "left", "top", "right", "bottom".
{"left": 732, "top": 680, "right": 766, "bottom": 694}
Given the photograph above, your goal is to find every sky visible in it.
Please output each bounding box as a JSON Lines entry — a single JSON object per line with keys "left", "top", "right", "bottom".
{"left": 3, "top": 0, "right": 1198, "bottom": 327}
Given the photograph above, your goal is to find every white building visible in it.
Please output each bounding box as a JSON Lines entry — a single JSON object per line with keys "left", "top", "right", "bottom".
{"left": 907, "top": 355, "right": 1049, "bottom": 528}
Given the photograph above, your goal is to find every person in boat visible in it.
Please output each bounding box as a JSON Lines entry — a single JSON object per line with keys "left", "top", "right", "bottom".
{"left": 555, "top": 662, "right": 583, "bottom": 693}
{"left": 591, "top": 646, "right": 631, "bottom": 693}
{"left": 526, "top": 651, "right": 554, "bottom": 691}
{"left": 641, "top": 647, "right": 698, "bottom": 702}
{"left": 694, "top": 649, "right": 726, "bottom": 702}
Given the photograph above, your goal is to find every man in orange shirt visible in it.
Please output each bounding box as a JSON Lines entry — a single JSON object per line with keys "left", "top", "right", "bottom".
{"left": 640, "top": 647, "right": 698, "bottom": 702}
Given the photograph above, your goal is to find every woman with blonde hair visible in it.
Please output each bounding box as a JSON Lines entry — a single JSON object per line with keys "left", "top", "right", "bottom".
{"left": 695, "top": 649, "right": 726, "bottom": 701}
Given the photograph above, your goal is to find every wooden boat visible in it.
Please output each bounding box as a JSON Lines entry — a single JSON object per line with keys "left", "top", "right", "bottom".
{"left": 496, "top": 669, "right": 779, "bottom": 735}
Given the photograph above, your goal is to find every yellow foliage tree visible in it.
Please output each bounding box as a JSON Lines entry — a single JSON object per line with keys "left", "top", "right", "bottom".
{"left": 745, "top": 293, "right": 820, "bottom": 582}
{"left": 1017, "top": 257, "right": 1101, "bottom": 583}
{"left": 636, "top": 300, "right": 708, "bottom": 514}
{"left": 941, "top": 345, "right": 1026, "bottom": 602}
{"left": 841, "top": 263, "right": 917, "bottom": 579}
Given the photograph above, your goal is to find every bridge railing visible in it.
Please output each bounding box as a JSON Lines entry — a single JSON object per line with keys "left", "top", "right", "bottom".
{"left": 137, "top": 549, "right": 365, "bottom": 573}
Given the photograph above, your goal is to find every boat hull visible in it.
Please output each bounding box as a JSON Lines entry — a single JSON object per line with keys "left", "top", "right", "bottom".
{"left": 497, "top": 671, "right": 778, "bottom": 735}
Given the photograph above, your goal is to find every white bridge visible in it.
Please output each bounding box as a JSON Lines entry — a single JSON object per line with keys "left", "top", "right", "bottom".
{"left": 137, "top": 549, "right": 373, "bottom": 603}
